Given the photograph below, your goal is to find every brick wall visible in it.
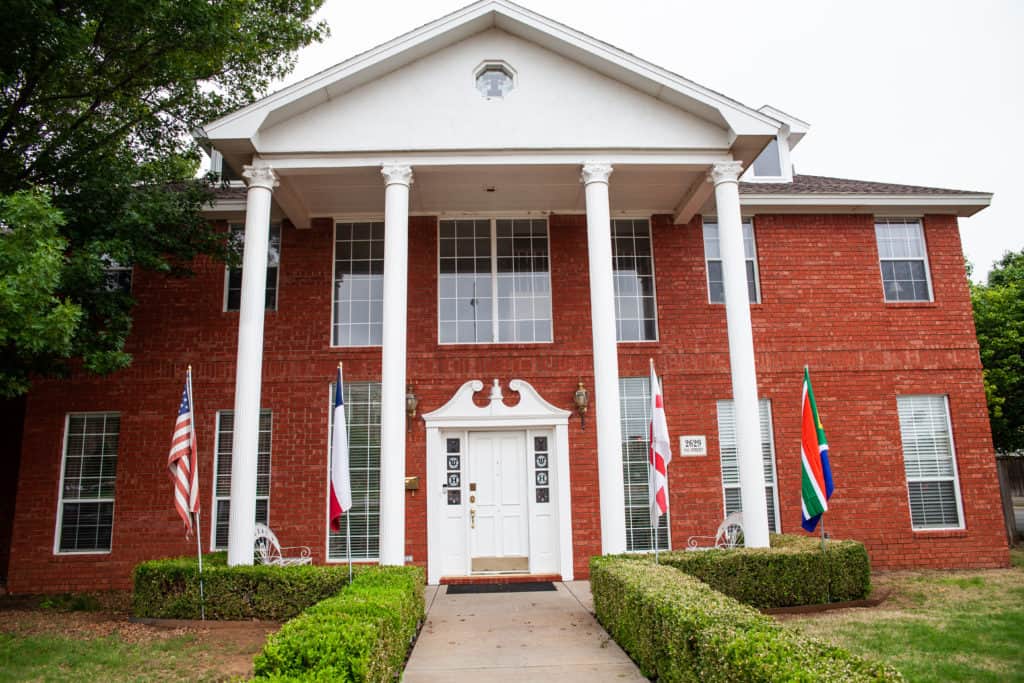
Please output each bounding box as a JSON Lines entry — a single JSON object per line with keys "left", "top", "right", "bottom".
{"left": 6, "top": 212, "right": 1008, "bottom": 593}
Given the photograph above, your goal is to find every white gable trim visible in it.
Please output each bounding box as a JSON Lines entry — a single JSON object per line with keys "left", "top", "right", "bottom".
{"left": 201, "top": 0, "right": 780, "bottom": 142}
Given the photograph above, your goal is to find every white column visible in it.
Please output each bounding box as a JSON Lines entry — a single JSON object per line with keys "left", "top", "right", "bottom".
{"left": 581, "top": 162, "right": 627, "bottom": 555}
{"left": 227, "top": 164, "right": 278, "bottom": 566}
{"left": 709, "top": 160, "right": 770, "bottom": 548}
{"left": 379, "top": 164, "right": 413, "bottom": 566}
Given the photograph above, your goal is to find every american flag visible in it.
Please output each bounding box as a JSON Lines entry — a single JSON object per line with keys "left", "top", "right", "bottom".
{"left": 168, "top": 369, "right": 200, "bottom": 536}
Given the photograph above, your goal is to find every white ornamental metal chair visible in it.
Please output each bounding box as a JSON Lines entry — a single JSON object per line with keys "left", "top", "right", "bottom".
{"left": 686, "top": 511, "right": 744, "bottom": 551}
{"left": 253, "top": 523, "right": 312, "bottom": 566}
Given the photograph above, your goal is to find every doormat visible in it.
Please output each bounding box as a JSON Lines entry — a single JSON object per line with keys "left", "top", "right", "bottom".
{"left": 446, "top": 581, "right": 557, "bottom": 594}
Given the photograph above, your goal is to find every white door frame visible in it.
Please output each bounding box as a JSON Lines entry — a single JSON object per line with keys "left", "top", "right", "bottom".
{"left": 423, "top": 379, "right": 573, "bottom": 585}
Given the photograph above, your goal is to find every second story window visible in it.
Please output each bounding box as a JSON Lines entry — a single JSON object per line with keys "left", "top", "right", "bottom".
{"left": 875, "top": 218, "right": 932, "bottom": 302}
{"left": 439, "top": 218, "right": 551, "bottom": 344}
{"left": 225, "top": 223, "right": 281, "bottom": 311}
{"left": 751, "top": 138, "right": 783, "bottom": 177}
{"left": 333, "top": 221, "right": 385, "bottom": 346}
{"left": 612, "top": 219, "right": 657, "bottom": 341}
{"left": 703, "top": 219, "right": 760, "bottom": 304}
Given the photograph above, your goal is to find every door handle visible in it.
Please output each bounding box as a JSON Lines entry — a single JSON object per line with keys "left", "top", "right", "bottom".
{"left": 470, "top": 508, "right": 476, "bottom": 529}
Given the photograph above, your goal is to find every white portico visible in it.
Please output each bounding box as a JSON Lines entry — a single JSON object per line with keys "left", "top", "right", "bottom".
{"left": 206, "top": 0, "right": 785, "bottom": 568}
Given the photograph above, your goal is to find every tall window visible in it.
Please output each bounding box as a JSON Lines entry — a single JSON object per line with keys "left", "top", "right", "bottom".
{"left": 438, "top": 218, "right": 551, "bottom": 344}
{"left": 329, "top": 382, "right": 382, "bottom": 560}
{"left": 703, "top": 220, "right": 760, "bottom": 304}
{"left": 612, "top": 219, "right": 658, "bottom": 341}
{"left": 226, "top": 223, "right": 281, "bottom": 311}
{"left": 212, "top": 410, "right": 272, "bottom": 550}
{"left": 56, "top": 413, "right": 119, "bottom": 553}
{"left": 333, "top": 221, "right": 385, "bottom": 346}
{"left": 875, "top": 218, "right": 932, "bottom": 302}
{"left": 897, "top": 395, "right": 963, "bottom": 529}
{"left": 716, "top": 399, "right": 780, "bottom": 532}
{"left": 619, "top": 377, "right": 670, "bottom": 552}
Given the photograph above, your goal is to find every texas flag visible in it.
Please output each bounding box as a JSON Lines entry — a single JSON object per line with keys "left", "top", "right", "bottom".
{"left": 649, "top": 360, "right": 672, "bottom": 527}
{"left": 329, "top": 365, "right": 353, "bottom": 531}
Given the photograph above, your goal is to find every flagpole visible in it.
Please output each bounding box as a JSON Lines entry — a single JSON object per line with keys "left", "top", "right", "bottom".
{"left": 649, "top": 358, "right": 659, "bottom": 564}
{"left": 188, "top": 365, "right": 206, "bottom": 621}
{"left": 338, "top": 362, "right": 353, "bottom": 584}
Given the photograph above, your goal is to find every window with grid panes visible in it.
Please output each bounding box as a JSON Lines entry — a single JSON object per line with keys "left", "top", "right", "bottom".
{"left": 212, "top": 410, "right": 272, "bottom": 550}
{"left": 226, "top": 223, "right": 281, "bottom": 311}
{"left": 56, "top": 413, "right": 119, "bottom": 553}
{"left": 619, "top": 377, "right": 669, "bottom": 551}
{"left": 438, "top": 218, "right": 551, "bottom": 344}
{"left": 702, "top": 219, "right": 760, "bottom": 304}
{"left": 328, "top": 382, "right": 381, "bottom": 560}
{"left": 897, "top": 395, "right": 963, "bottom": 529}
{"left": 333, "top": 221, "right": 385, "bottom": 346}
{"left": 875, "top": 218, "right": 932, "bottom": 302}
{"left": 612, "top": 219, "right": 658, "bottom": 341}
{"left": 716, "top": 399, "right": 780, "bottom": 532}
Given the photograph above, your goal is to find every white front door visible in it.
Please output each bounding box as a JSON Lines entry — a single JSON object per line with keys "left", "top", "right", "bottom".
{"left": 468, "top": 431, "right": 529, "bottom": 572}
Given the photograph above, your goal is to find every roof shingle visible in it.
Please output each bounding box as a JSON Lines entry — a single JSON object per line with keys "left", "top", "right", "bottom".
{"left": 739, "top": 174, "right": 985, "bottom": 196}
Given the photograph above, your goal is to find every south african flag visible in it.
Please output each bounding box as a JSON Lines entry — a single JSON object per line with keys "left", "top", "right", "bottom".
{"left": 801, "top": 367, "right": 834, "bottom": 532}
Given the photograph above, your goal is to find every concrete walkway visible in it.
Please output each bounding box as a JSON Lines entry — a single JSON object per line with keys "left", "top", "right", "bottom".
{"left": 404, "top": 581, "right": 646, "bottom": 682}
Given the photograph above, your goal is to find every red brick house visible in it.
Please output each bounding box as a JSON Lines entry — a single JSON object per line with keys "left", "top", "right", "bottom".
{"left": 4, "top": 1, "right": 1008, "bottom": 593}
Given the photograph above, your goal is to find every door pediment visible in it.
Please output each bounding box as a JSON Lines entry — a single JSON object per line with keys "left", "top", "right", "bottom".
{"left": 423, "top": 378, "right": 570, "bottom": 428}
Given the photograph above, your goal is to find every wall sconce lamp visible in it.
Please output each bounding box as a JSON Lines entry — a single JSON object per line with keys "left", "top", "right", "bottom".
{"left": 406, "top": 385, "right": 419, "bottom": 430}
{"left": 573, "top": 381, "right": 589, "bottom": 429}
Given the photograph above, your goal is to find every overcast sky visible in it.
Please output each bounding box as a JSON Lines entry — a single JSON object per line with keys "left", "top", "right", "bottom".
{"left": 273, "top": 0, "right": 1022, "bottom": 281}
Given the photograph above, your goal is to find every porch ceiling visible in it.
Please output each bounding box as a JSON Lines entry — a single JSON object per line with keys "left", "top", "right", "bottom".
{"left": 278, "top": 163, "right": 705, "bottom": 217}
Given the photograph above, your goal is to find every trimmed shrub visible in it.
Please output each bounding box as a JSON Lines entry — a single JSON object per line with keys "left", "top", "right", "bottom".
{"left": 649, "top": 534, "right": 871, "bottom": 608}
{"left": 591, "top": 556, "right": 903, "bottom": 682}
{"left": 133, "top": 553, "right": 352, "bottom": 620}
{"left": 254, "top": 566, "right": 425, "bottom": 682}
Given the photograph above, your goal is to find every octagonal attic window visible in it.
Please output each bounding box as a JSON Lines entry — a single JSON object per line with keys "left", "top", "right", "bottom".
{"left": 476, "top": 64, "right": 514, "bottom": 99}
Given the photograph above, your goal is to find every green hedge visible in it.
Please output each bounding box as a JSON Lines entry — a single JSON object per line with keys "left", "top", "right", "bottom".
{"left": 591, "top": 557, "right": 902, "bottom": 682}
{"left": 133, "top": 553, "right": 352, "bottom": 620}
{"left": 646, "top": 534, "right": 871, "bottom": 608}
{"left": 253, "top": 566, "right": 425, "bottom": 682}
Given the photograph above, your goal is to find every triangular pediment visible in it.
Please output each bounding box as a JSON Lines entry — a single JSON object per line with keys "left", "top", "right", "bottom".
{"left": 202, "top": 0, "right": 780, "bottom": 156}
{"left": 256, "top": 28, "right": 731, "bottom": 154}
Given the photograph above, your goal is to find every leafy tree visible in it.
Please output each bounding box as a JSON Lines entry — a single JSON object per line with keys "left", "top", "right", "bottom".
{"left": 0, "top": 0, "right": 327, "bottom": 396}
{"left": 972, "top": 250, "right": 1024, "bottom": 453}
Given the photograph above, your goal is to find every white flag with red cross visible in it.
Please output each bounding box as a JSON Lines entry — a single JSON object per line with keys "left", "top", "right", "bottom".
{"left": 649, "top": 360, "right": 672, "bottom": 527}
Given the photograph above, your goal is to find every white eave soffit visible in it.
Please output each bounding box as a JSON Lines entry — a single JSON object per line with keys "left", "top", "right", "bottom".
{"left": 200, "top": 0, "right": 782, "bottom": 143}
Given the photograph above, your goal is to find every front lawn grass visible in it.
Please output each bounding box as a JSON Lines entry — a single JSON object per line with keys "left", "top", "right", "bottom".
{"left": 0, "top": 632, "right": 215, "bottom": 683}
{"left": 787, "top": 549, "right": 1024, "bottom": 682}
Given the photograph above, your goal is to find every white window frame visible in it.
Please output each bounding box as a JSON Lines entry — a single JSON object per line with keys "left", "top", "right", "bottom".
{"left": 875, "top": 218, "right": 934, "bottom": 303}
{"left": 436, "top": 217, "right": 553, "bottom": 345}
{"left": 53, "top": 412, "right": 119, "bottom": 555}
{"left": 210, "top": 409, "right": 272, "bottom": 550}
{"left": 100, "top": 255, "right": 133, "bottom": 294}
{"left": 897, "top": 395, "right": 965, "bottom": 531}
{"left": 702, "top": 218, "right": 762, "bottom": 304}
{"left": 224, "top": 222, "right": 282, "bottom": 312}
{"left": 331, "top": 219, "right": 385, "bottom": 348}
{"left": 611, "top": 218, "right": 659, "bottom": 343}
{"left": 741, "top": 135, "right": 794, "bottom": 183}
{"left": 716, "top": 399, "right": 781, "bottom": 533}
{"left": 619, "top": 376, "right": 671, "bottom": 553}
{"left": 325, "top": 380, "right": 382, "bottom": 562}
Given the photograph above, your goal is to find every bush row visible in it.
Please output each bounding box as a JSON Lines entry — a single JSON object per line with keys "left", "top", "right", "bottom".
{"left": 654, "top": 534, "right": 871, "bottom": 608}
{"left": 133, "top": 553, "right": 352, "bottom": 620}
{"left": 591, "top": 556, "right": 902, "bottom": 682}
{"left": 253, "top": 566, "right": 425, "bottom": 682}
